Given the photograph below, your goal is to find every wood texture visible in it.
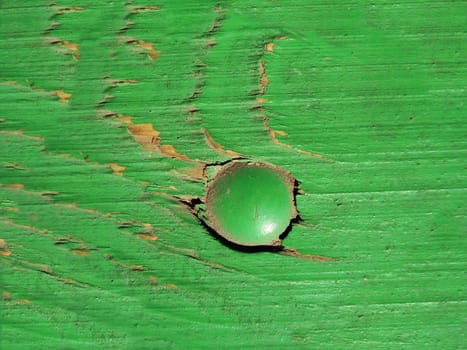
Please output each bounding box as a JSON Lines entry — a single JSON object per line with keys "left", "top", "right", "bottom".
{"left": 1, "top": 1, "right": 466, "bottom": 348}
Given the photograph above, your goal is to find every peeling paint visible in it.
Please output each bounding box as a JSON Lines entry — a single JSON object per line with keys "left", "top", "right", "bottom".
{"left": 0, "top": 238, "right": 12, "bottom": 256}
{"left": 178, "top": 163, "right": 207, "bottom": 181}
{"left": 119, "top": 115, "right": 189, "bottom": 160}
{"left": 51, "top": 89, "right": 72, "bottom": 103}
{"left": 1, "top": 81, "right": 71, "bottom": 106}
{"left": 105, "top": 162, "right": 126, "bottom": 176}
{"left": 136, "top": 233, "right": 159, "bottom": 241}
{"left": 138, "top": 40, "right": 160, "bottom": 60}
{"left": 1, "top": 2, "right": 464, "bottom": 348}
{"left": 71, "top": 249, "right": 89, "bottom": 256}
{"left": 122, "top": 37, "right": 160, "bottom": 60}
{"left": 257, "top": 41, "right": 334, "bottom": 162}
{"left": 258, "top": 60, "right": 269, "bottom": 95}
{"left": 201, "top": 127, "right": 242, "bottom": 158}
{"left": 5, "top": 184, "right": 25, "bottom": 189}
{"left": 127, "top": 5, "right": 161, "bottom": 13}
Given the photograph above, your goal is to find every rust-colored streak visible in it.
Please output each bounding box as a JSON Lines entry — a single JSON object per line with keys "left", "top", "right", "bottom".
{"left": 17, "top": 299, "right": 31, "bottom": 304}
{"left": 136, "top": 233, "right": 159, "bottom": 241}
{"left": 62, "top": 41, "right": 79, "bottom": 60}
{"left": 162, "top": 283, "right": 177, "bottom": 289}
{"left": 51, "top": 90, "right": 72, "bottom": 103}
{"left": 259, "top": 60, "right": 269, "bottom": 94}
{"left": 71, "top": 249, "right": 89, "bottom": 256}
{"left": 0, "top": 239, "right": 12, "bottom": 257}
{"left": 5, "top": 184, "right": 25, "bottom": 189}
{"left": 201, "top": 128, "right": 242, "bottom": 158}
{"left": 138, "top": 40, "right": 159, "bottom": 60}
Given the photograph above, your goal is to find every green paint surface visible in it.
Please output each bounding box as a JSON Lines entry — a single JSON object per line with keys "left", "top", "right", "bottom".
{"left": 205, "top": 162, "right": 296, "bottom": 246}
{"left": 1, "top": 1, "right": 466, "bottom": 349}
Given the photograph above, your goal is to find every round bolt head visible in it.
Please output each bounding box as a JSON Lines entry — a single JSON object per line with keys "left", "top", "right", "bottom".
{"left": 205, "top": 161, "right": 298, "bottom": 247}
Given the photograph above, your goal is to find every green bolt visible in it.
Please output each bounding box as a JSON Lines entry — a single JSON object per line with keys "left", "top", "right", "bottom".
{"left": 204, "top": 161, "right": 298, "bottom": 247}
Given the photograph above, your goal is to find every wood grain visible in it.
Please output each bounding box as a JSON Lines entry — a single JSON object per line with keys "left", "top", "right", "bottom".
{"left": 1, "top": 1, "right": 466, "bottom": 348}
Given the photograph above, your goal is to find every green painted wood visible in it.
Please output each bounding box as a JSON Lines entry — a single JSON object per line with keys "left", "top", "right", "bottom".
{"left": 1, "top": 1, "right": 466, "bottom": 349}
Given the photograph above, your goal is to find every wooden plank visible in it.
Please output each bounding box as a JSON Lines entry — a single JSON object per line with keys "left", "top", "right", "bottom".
{"left": 1, "top": 1, "right": 466, "bottom": 348}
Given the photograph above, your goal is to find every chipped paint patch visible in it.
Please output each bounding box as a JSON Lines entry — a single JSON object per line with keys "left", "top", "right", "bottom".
{"left": 1, "top": 81, "right": 71, "bottom": 106}
{"left": 177, "top": 163, "right": 207, "bottom": 182}
{"left": 138, "top": 40, "right": 159, "bottom": 60}
{"left": 71, "top": 249, "right": 89, "bottom": 256}
{"left": 2, "top": 291, "right": 12, "bottom": 300}
{"left": 0, "top": 238, "right": 12, "bottom": 256}
{"left": 16, "top": 299, "right": 32, "bottom": 304}
{"left": 44, "top": 5, "right": 84, "bottom": 62}
{"left": 119, "top": 115, "right": 189, "bottom": 160}
{"left": 51, "top": 90, "right": 72, "bottom": 103}
{"left": 264, "top": 42, "right": 274, "bottom": 52}
{"left": 264, "top": 35, "right": 287, "bottom": 52}
{"left": 5, "top": 184, "right": 25, "bottom": 189}
{"left": 136, "top": 233, "right": 159, "bottom": 241}
{"left": 62, "top": 41, "right": 79, "bottom": 60}
{"left": 159, "top": 145, "right": 189, "bottom": 160}
{"left": 201, "top": 128, "right": 242, "bottom": 158}
{"left": 105, "top": 163, "right": 126, "bottom": 176}
{"left": 258, "top": 61, "right": 269, "bottom": 94}
{"left": 122, "top": 37, "right": 160, "bottom": 60}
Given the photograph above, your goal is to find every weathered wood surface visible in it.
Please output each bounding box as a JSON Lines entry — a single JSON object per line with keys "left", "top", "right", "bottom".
{"left": 1, "top": 1, "right": 466, "bottom": 348}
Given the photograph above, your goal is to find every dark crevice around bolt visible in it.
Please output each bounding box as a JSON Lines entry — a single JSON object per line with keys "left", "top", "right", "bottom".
{"left": 197, "top": 213, "right": 286, "bottom": 254}
{"left": 179, "top": 175, "right": 304, "bottom": 254}
{"left": 204, "top": 157, "right": 248, "bottom": 168}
